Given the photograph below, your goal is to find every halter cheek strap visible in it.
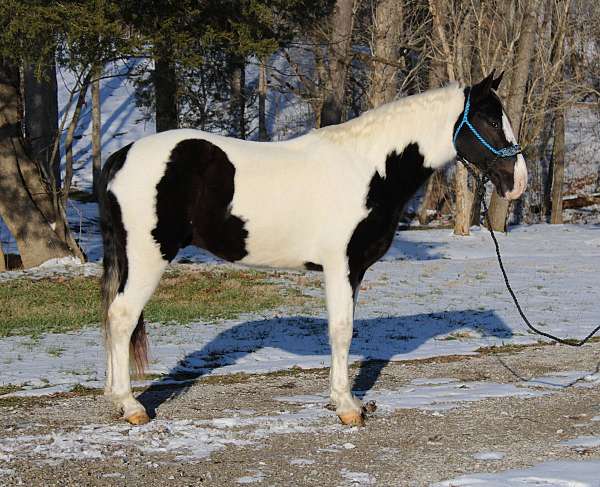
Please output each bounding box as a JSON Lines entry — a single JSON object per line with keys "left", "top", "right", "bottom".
{"left": 453, "top": 91, "right": 522, "bottom": 159}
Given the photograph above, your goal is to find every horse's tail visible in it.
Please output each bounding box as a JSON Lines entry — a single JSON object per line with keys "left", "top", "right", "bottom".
{"left": 98, "top": 143, "right": 148, "bottom": 376}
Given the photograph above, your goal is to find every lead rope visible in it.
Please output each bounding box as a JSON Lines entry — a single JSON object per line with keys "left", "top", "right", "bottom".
{"left": 458, "top": 157, "right": 600, "bottom": 347}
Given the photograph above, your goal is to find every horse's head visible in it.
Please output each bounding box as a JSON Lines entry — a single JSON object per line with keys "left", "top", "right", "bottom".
{"left": 453, "top": 72, "right": 527, "bottom": 200}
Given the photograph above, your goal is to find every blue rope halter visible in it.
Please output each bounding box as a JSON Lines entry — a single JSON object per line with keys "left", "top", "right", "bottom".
{"left": 453, "top": 91, "right": 521, "bottom": 159}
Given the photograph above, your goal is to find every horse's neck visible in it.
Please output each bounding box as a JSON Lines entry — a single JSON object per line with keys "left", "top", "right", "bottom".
{"left": 318, "top": 84, "right": 465, "bottom": 175}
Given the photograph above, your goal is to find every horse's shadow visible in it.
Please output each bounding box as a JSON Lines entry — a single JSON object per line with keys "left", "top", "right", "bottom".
{"left": 137, "top": 309, "right": 512, "bottom": 417}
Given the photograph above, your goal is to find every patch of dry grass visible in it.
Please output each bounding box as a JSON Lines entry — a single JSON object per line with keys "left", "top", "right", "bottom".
{"left": 0, "top": 267, "right": 319, "bottom": 337}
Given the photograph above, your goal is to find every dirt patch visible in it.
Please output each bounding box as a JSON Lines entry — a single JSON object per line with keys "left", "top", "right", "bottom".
{"left": 1, "top": 342, "right": 600, "bottom": 486}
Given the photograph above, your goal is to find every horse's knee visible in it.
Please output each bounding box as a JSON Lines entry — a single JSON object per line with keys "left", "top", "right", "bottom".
{"left": 107, "top": 298, "right": 138, "bottom": 338}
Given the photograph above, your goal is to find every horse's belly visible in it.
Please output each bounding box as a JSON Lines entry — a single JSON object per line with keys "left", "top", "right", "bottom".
{"left": 237, "top": 220, "right": 317, "bottom": 270}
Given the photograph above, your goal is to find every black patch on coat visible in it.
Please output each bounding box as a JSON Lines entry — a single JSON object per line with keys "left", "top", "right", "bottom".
{"left": 98, "top": 143, "right": 133, "bottom": 292}
{"left": 152, "top": 139, "right": 248, "bottom": 262}
{"left": 304, "top": 262, "right": 323, "bottom": 272}
{"left": 346, "top": 143, "right": 432, "bottom": 292}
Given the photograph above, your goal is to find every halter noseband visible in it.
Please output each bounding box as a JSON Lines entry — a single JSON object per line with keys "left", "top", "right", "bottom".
{"left": 453, "top": 90, "right": 522, "bottom": 160}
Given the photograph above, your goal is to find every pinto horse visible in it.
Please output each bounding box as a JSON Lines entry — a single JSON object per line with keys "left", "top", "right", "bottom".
{"left": 99, "top": 72, "right": 527, "bottom": 426}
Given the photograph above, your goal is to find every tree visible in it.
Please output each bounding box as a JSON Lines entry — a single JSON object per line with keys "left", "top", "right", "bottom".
{"left": 0, "top": 0, "right": 141, "bottom": 266}
{"left": 0, "top": 241, "right": 5, "bottom": 271}
{"left": 229, "top": 56, "right": 246, "bottom": 138}
{"left": 428, "top": 0, "right": 475, "bottom": 235}
{"left": 23, "top": 56, "right": 60, "bottom": 188}
{"left": 92, "top": 65, "right": 102, "bottom": 197}
{"left": 0, "top": 59, "right": 74, "bottom": 268}
{"left": 367, "top": 0, "right": 402, "bottom": 109}
{"left": 486, "top": 0, "right": 541, "bottom": 231}
{"left": 258, "top": 56, "right": 269, "bottom": 141}
{"left": 320, "top": 0, "right": 357, "bottom": 126}
{"left": 550, "top": 87, "right": 566, "bottom": 224}
{"left": 549, "top": 1, "right": 571, "bottom": 223}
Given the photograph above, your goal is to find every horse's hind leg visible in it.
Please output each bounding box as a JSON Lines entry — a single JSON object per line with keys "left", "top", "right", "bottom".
{"left": 106, "top": 253, "right": 166, "bottom": 424}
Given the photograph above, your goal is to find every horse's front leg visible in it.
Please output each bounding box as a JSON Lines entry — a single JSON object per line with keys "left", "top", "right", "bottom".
{"left": 324, "top": 260, "right": 363, "bottom": 426}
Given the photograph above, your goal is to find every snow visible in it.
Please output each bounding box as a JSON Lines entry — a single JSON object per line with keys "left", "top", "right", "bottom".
{"left": 340, "top": 469, "right": 376, "bottom": 486}
{"left": 472, "top": 451, "right": 506, "bottom": 461}
{"left": 290, "top": 458, "right": 315, "bottom": 466}
{"left": 274, "top": 377, "right": 550, "bottom": 414}
{"left": 524, "top": 370, "right": 600, "bottom": 389}
{"left": 236, "top": 470, "right": 266, "bottom": 484}
{"left": 2, "top": 218, "right": 600, "bottom": 482}
{"left": 1, "top": 373, "right": 591, "bottom": 467}
{"left": 36, "top": 256, "right": 83, "bottom": 269}
{"left": 561, "top": 436, "right": 600, "bottom": 449}
{"left": 435, "top": 460, "right": 600, "bottom": 486}
{"left": 57, "top": 61, "right": 155, "bottom": 191}
{"left": 0, "top": 420, "right": 251, "bottom": 464}
{"left": 2, "top": 223, "right": 600, "bottom": 398}
{"left": 0, "top": 252, "right": 99, "bottom": 283}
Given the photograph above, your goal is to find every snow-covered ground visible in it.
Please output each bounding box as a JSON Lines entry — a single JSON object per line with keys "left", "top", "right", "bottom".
{"left": 2, "top": 223, "right": 600, "bottom": 394}
{"left": 0, "top": 374, "right": 598, "bottom": 468}
{"left": 2, "top": 223, "right": 600, "bottom": 484}
{"left": 435, "top": 460, "right": 600, "bottom": 486}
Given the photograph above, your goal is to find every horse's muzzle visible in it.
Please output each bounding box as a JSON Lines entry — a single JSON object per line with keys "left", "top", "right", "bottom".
{"left": 504, "top": 155, "right": 528, "bottom": 200}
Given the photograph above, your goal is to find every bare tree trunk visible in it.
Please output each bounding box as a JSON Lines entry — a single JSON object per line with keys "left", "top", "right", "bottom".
{"left": 368, "top": 0, "right": 403, "bottom": 108}
{"left": 22, "top": 69, "right": 84, "bottom": 262}
{"left": 428, "top": 0, "right": 455, "bottom": 82}
{"left": 320, "top": 0, "right": 356, "bottom": 126}
{"left": 454, "top": 12, "right": 475, "bottom": 234}
{"left": 418, "top": 0, "right": 451, "bottom": 225}
{"left": 550, "top": 82, "right": 566, "bottom": 224}
{"left": 530, "top": 0, "right": 571, "bottom": 221}
{"left": 13, "top": 106, "right": 83, "bottom": 260}
{"left": 429, "top": 0, "right": 474, "bottom": 235}
{"left": 24, "top": 57, "right": 59, "bottom": 186}
{"left": 63, "top": 75, "right": 90, "bottom": 210}
{"left": 487, "top": 0, "right": 541, "bottom": 232}
{"left": 0, "top": 59, "right": 74, "bottom": 268}
{"left": 154, "top": 49, "right": 178, "bottom": 133}
{"left": 470, "top": 176, "right": 484, "bottom": 226}
{"left": 92, "top": 66, "right": 102, "bottom": 197}
{"left": 418, "top": 171, "right": 447, "bottom": 224}
{"left": 258, "top": 57, "right": 268, "bottom": 141}
{"left": 469, "top": 20, "right": 485, "bottom": 226}
{"left": 0, "top": 240, "right": 5, "bottom": 271}
{"left": 453, "top": 163, "right": 473, "bottom": 235}
{"left": 230, "top": 57, "right": 246, "bottom": 139}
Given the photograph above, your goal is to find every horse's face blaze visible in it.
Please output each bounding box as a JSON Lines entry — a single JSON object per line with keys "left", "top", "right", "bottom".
{"left": 454, "top": 73, "right": 528, "bottom": 200}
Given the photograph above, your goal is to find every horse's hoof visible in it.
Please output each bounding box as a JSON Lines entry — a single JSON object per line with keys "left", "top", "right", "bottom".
{"left": 125, "top": 411, "right": 150, "bottom": 425}
{"left": 338, "top": 410, "right": 365, "bottom": 427}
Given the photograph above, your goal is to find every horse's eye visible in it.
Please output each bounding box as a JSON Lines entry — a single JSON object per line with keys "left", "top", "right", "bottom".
{"left": 490, "top": 120, "right": 499, "bottom": 128}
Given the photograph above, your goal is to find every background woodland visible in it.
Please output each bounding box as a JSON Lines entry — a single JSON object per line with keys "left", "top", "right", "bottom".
{"left": 0, "top": 0, "right": 599, "bottom": 269}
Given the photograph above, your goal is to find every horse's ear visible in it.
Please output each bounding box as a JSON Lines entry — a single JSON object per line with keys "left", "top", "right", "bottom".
{"left": 491, "top": 71, "right": 504, "bottom": 91}
{"left": 472, "top": 71, "right": 495, "bottom": 101}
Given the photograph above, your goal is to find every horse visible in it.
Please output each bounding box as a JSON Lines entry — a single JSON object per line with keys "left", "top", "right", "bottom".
{"left": 98, "top": 71, "right": 527, "bottom": 427}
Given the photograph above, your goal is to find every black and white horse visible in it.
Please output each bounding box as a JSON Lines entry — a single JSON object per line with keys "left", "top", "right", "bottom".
{"left": 99, "top": 72, "right": 527, "bottom": 426}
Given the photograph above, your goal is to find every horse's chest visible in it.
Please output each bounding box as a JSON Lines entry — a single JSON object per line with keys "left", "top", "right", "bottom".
{"left": 346, "top": 143, "right": 432, "bottom": 289}
{"left": 346, "top": 202, "right": 402, "bottom": 287}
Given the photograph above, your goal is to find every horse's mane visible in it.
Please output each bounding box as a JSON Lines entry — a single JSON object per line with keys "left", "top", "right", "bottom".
{"left": 314, "top": 83, "right": 462, "bottom": 144}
